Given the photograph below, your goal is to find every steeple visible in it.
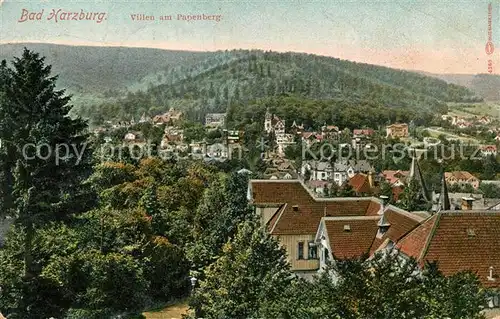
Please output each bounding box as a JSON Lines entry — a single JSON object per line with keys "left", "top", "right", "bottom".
{"left": 376, "top": 196, "right": 391, "bottom": 238}
{"left": 408, "top": 148, "right": 431, "bottom": 203}
{"left": 438, "top": 164, "right": 450, "bottom": 211}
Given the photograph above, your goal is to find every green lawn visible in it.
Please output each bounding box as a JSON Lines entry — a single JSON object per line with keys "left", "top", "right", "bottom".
{"left": 143, "top": 302, "right": 189, "bottom": 319}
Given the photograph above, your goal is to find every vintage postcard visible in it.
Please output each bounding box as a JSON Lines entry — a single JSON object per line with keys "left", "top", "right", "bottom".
{"left": 1, "top": 1, "right": 500, "bottom": 318}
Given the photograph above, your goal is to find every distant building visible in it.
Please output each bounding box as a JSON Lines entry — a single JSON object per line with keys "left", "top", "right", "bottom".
{"left": 123, "top": 131, "right": 144, "bottom": 143}
{"left": 352, "top": 128, "right": 374, "bottom": 148}
{"left": 152, "top": 108, "right": 184, "bottom": 126}
{"left": 348, "top": 172, "right": 378, "bottom": 196}
{"left": 381, "top": 170, "right": 410, "bottom": 187}
{"left": 386, "top": 123, "right": 409, "bottom": 139}
{"left": 276, "top": 133, "right": 295, "bottom": 156}
{"left": 264, "top": 109, "right": 285, "bottom": 135}
{"left": 480, "top": 145, "right": 498, "bottom": 157}
{"left": 290, "top": 121, "right": 305, "bottom": 135}
{"left": 445, "top": 171, "right": 480, "bottom": 190}
{"left": 205, "top": 113, "right": 226, "bottom": 128}
{"left": 321, "top": 125, "right": 340, "bottom": 140}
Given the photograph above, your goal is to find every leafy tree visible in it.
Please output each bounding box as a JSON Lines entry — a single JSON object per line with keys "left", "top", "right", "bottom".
{"left": 399, "top": 178, "right": 431, "bottom": 211}
{"left": 338, "top": 181, "right": 356, "bottom": 197}
{"left": 189, "top": 220, "right": 293, "bottom": 319}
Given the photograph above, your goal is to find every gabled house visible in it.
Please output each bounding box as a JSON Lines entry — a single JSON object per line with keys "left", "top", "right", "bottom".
{"left": 301, "top": 132, "right": 323, "bottom": 146}
{"left": 152, "top": 108, "right": 184, "bottom": 126}
{"left": 248, "top": 179, "right": 382, "bottom": 279}
{"left": 445, "top": 171, "right": 480, "bottom": 190}
{"left": 481, "top": 145, "right": 498, "bottom": 157}
{"left": 352, "top": 128, "right": 374, "bottom": 148}
{"left": 386, "top": 123, "right": 409, "bottom": 139}
{"left": 381, "top": 170, "right": 410, "bottom": 187}
{"left": 301, "top": 161, "right": 334, "bottom": 181}
{"left": 205, "top": 113, "right": 226, "bottom": 128}
{"left": 264, "top": 109, "right": 285, "bottom": 135}
{"left": 478, "top": 116, "right": 492, "bottom": 125}
{"left": 321, "top": 125, "right": 340, "bottom": 140}
{"left": 348, "top": 172, "right": 378, "bottom": 196}
{"left": 315, "top": 205, "right": 425, "bottom": 271}
{"left": 123, "top": 131, "right": 145, "bottom": 144}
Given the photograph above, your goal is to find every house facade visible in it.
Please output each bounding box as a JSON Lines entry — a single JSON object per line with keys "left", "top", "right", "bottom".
{"left": 248, "top": 179, "right": 383, "bottom": 279}
{"left": 152, "top": 108, "right": 184, "bottom": 125}
{"left": 445, "top": 171, "right": 480, "bottom": 190}
{"left": 264, "top": 109, "right": 285, "bottom": 135}
{"left": 205, "top": 113, "right": 226, "bottom": 128}
{"left": 386, "top": 123, "right": 409, "bottom": 139}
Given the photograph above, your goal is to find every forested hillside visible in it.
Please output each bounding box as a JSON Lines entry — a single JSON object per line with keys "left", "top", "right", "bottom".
{"left": 0, "top": 44, "right": 483, "bottom": 126}
{"left": 80, "top": 50, "right": 481, "bottom": 125}
{"left": 422, "top": 72, "right": 500, "bottom": 101}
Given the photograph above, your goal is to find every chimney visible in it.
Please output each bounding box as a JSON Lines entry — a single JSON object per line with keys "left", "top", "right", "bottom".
{"left": 488, "top": 266, "right": 496, "bottom": 281}
{"left": 461, "top": 197, "right": 474, "bottom": 210}
{"left": 368, "top": 171, "right": 374, "bottom": 188}
{"left": 378, "top": 195, "right": 389, "bottom": 215}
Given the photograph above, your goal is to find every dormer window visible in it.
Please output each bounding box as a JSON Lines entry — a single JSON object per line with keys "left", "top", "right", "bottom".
{"left": 292, "top": 205, "right": 299, "bottom": 212}
{"left": 488, "top": 266, "right": 496, "bottom": 281}
{"left": 343, "top": 225, "right": 351, "bottom": 232}
{"left": 467, "top": 228, "right": 476, "bottom": 237}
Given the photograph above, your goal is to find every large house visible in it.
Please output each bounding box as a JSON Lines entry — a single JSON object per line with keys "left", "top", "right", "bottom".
{"left": 205, "top": 113, "right": 226, "bottom": 128}
{"left": 352, "top": 128, "right": 374, "bottom": 148}
{"left": 248, "top": 180, "right": 381, "bottom": 278}
{"left": 348, "top": 172, "right": 378, "bottom": 196}
{"left": 386, "top": 123, "right": 409, "bottom": 139}
{"left": 445, "top": 171, "right": 480, "bottom": 190}
{"left": 315, "top": 205, "right": 426, "bottom": 271}
{"left": 248, "top": 180, "right": 425, "bottom": 279}
{"left": 264, "top": 109, "right": 285, "bottom": 135}
{"left": 301, "top": 160, "right": 373, "bottom": 187}
{"left": 152, "top": 108, "right": 184, "bottom": 126}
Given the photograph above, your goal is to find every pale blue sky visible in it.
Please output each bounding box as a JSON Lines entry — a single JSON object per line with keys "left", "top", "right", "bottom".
{"left": 1, "top": 0, "right": 499, "bottom": 73}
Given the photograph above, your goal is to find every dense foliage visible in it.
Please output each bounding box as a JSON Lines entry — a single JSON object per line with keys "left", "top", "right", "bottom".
{"left": 76, "top": 51, "right": 480, "bottom": 125}
{"left": 0, "top": 49, "right": 494, "bottom": 319}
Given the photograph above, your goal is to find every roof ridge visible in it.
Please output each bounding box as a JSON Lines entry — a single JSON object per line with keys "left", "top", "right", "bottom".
{"left": 418, "top": 213, "right": 441, "bottom": 261}
{"left": 269, "top": 203, "right": 287, "bottom": 234}
{"left": 322, "top": 216, "right": 381, "bottom": 221}
{"left": 385, "top": 204, "right": 426, "bottom": 222}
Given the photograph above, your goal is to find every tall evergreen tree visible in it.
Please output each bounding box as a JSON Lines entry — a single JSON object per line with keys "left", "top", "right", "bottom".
{"left": 1, "top": 49, "right": 95, "bottom": 279}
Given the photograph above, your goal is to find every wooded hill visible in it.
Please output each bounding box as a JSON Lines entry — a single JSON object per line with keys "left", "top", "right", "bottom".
{"left": 0, "top": 44, "right": 485, "bottom": 125}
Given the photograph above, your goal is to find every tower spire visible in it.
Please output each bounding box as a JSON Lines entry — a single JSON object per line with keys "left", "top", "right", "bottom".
{"left": 409, "top": 148, "right": 431, "bottom": 203}
{"left": 438, "top": 163, "right": 450, "bottom": 211}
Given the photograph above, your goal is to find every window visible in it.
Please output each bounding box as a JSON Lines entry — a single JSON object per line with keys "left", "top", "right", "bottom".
{"left": 308, "top": 241, "right": 318, "bottom": 259}
{"left": 324, "top": 248, "right": 330, "bottom": 262}
{"left": 297, "top": 242, "right": 304, "bottom": 260}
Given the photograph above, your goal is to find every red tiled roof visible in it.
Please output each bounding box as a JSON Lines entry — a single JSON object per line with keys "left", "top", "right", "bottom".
{"left": 381, "top": 170, "right": 410, "bottom": 185}
{"left": 397, "top": 211, "right": 500, "bottom": 288}
{"left": 445, "top": 171, "right": 478, "bottom": 181}
{"left": 349, "top": 173, "right": 375, "bottom": 194}
{"left": 481, "top": 145, "right": 497, "bottom": 151}
{"left": 324, "top": 217, "right": 379, "bottom": 259}
{"left": 250, "top": 180, "right": 381, "bottom": 235}
{"left": 353, "top": 129, "right": 374, "bottom": 136}
{"left": 370, "top": 206, "right": 425, "bottom": 254}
